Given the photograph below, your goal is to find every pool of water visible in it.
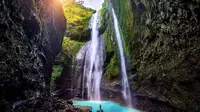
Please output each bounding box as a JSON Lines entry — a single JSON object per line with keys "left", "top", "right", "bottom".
{"left": 73, "top": 101, "right": 140, "bottom": 112}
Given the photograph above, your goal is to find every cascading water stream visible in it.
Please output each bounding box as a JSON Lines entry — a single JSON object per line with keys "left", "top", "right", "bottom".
{"left": 82, "top": 12, "right": 104, "bottom": 101}
{"left": 112, "top": 8, "right": 133, "bottom": 107}
{"left": 87, "top": 12, "right": 99, "bottom": 100}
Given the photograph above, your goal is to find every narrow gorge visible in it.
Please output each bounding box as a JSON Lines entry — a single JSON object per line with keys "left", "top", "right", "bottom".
{"left": 0, "top": 0, "right": 200, "bottom": 112}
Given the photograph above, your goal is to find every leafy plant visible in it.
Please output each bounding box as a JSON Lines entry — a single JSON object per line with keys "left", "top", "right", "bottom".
{"left": 50, "top": 65, "right": 63, "bottom": 88}
{"left": 61, "top": 0, "right": 94, "bottom": 40}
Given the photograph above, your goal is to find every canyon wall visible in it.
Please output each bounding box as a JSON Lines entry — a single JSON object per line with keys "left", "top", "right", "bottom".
{"left": 0, "top": 0, "right": 73, "bottom": 111}
{"left": 101, "top": 0, "right": 200, "bottom": 111}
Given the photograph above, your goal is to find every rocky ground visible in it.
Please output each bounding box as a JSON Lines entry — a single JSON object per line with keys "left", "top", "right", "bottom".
{"left": 10, "top": 97, "right": 83, "bottom": 112}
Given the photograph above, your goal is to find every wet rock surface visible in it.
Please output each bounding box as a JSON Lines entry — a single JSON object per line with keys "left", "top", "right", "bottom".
{"left": 54, "top": 41, "right": 91, "bottom": 100}
{"left": 101, "top": 80, "right": 125, "bottom": 104}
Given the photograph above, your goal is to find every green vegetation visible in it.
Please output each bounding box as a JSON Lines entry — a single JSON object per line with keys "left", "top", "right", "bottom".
{"left": 99, "top": 2, "right": 110, "bottom": 34}
{"left": 62, "top": 37, "right": 85, "bottom": 57}
{"left": 99, "top": 1, "right": 119, "bottom": 81}
{"left": 100, "top": 0, "right": 134, "bottom": 81}
{"left": 118, "top": 0, "right": 134, "bottom": 57}
{"left": 50, "top": 65, "right": 63, "bottom": 88}
{"left": 105, "top": 55, "right": 119, "bottom": 80}
{"left": 62, "top": 0, "right": 94, "bottom": 40}
{"left": 59, "top": 0, "right": 94, "bottom": 58}
{"left": 51, "top": 0, "right": 94, "bottom": 89}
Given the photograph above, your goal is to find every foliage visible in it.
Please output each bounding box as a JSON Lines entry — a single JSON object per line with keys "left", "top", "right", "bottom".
{"left": 105, "top": 55, "right": 119, "bottom": 80}
{"left": 118, "top": 0, "right": 134, "bottom": 57}
{"left": 100, "top": 1, "right": 120, "bottom": 81}
{"left": 50, "top": 65, "right": 63, "bottom": 88}
{"left": 62, "top": 37, "right": 85, "bottom": 58}
{"left": 61, "top": 0, "right": 94, "bottom": 40}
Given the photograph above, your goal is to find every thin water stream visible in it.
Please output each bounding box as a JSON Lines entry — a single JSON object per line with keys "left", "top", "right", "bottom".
{"left": 112, "top": 8, "right": 133, "bottom": 107}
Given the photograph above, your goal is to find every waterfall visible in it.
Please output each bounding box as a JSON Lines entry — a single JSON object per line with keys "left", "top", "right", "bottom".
{"left": 82, "top": 12, "right": 104, "bottom": 101}
{"left": 112, "top": 8, "right": 133, "bottom": 107}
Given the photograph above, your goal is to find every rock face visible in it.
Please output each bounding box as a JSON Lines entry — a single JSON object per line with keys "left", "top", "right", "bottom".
{"left": 54, "top": 41, "right": 91, "bottom": 99}
{"left": 73, "top": 41, "right": 91, "bottom": 98}
{"left": 101, "top": 0, "right": 200, "bottom": 111}
{"left": 0, "top": 0, "right": 80, "bottom": 111}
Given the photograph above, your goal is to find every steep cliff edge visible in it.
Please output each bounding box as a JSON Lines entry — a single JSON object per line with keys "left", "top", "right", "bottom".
{"left": 101, "top": 0, "right": 200, "bottom": 111}
{"left": 0, "top": 0, "right": 80, "bottom": 111}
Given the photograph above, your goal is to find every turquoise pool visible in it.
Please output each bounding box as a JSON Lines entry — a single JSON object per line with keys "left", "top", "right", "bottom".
{"left": 73, "top": 101, "right": 140, "bottom": 112}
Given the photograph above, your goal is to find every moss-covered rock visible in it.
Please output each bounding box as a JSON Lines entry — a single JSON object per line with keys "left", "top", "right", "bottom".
{"left": 105, "top": 54, "right": 119, "bottom": 80}
{"left": 62, "top": 37, "right": 85, "bottom": 58}
{"left": 101, "top": 0, "right": 200, "bottom": 111}
{"left": 61, "top": 0, "right": 94, "bottom": 41}
{"left": 100, "top": 0, "right": 134, "bottom": 81}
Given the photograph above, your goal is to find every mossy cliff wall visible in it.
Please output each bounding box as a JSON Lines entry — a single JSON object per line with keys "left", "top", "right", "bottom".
{"left": 0, "top": 0, "right": 68, "bottom": 111}
{"left": 101, "top": 0, "right": 200, "bottom": 111}
{"left": 100, "top": 0, "right": 135, "bottom": 81}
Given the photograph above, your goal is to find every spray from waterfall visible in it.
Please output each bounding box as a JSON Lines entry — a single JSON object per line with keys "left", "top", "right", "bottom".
{"left": 112, "top": 8, "right": 133, "bottom": 107}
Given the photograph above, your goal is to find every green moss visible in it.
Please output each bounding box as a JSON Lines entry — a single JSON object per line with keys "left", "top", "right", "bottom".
{"left": 62, "top": 37, "right": 85, "bottom": 58}
{"left": 118, "top": 0, "right": 134, "bottom": 57}
{"left": 100, "top": 0, "right": 135, "bottom": 80}
{"left": 50, "top": 65, "right": 63, "bottom": 88}
{"left": 105, "top": 55, "right": 119, "bottom": 80}
{"left": 99, "top": 1, "right": 122, "bottom": 81}
{"left": 104, "top": 26, "right": 114, "bottom": 53}
{"left": 61, "top": 0, "right": 94, "bottom": 40}
{"left": 99, "top": 2, "right": 111, "bottom": 34}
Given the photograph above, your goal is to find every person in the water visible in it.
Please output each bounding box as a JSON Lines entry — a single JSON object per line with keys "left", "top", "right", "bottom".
{"left": 96, "top": 105, "right": 104, "bottom": 112}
